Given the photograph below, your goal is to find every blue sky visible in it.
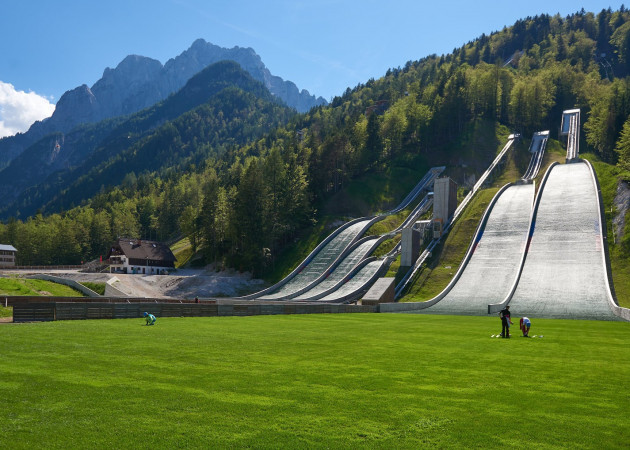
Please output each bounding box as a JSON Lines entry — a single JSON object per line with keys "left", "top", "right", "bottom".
{"left": 0, "top": 0, "right": 624, "bottom": 137}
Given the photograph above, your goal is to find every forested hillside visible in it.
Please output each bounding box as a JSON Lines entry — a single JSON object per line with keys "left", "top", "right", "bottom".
{"left": 3, "top": 8, "right": 630, "bottom": 277}
{"left": 0, "top": 61, "right": 294, "bottom": 218}
{"left": 0, "top": 39, "right": 326, "bottom": 170}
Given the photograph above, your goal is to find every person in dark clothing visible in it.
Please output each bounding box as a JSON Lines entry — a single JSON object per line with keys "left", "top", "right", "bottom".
{"left": 499, "top": 305, "right": 513, "bottom": 338}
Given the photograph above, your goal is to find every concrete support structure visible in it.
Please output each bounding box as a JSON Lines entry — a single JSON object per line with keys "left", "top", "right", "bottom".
{"left": 561, "top": 109, "right": 580, "bottom": 161}
{"left": 432, "top": 177, "right": 458, "bottom": 237}
{"left": 400, "top": 228, "right": 421, "bottom": 267}
{"left": 362, "top": 278, "right": 395, "bottom": 305}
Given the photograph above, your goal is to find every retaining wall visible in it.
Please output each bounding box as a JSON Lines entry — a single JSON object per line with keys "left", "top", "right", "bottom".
{"left": 104, "top": 277, "right": 129, "bottom": 297}
{"left": 12, "top": 301, "right": 376, "bottom": 322}
{"left": 27, "top": 274, "right": 101, "bottom": 297}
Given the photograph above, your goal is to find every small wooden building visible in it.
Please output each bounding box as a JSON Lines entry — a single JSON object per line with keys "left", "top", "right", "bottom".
{"left": 106, "top": 238, "right": 176, "bottom": 275}
{"left": 0, "top": 244, "right": 17, "bottom": 267}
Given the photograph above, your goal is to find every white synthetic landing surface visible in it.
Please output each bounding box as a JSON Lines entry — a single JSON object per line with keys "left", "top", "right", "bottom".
{"left": 423, "top": 183, "right": 534, "bottom": 315}
{"left": 509, "top": 162, "right": 618, "bottom": 320}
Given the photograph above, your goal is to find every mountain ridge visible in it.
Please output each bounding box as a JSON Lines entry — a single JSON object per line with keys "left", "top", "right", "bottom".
{"left": 0, "top": 39, "right": 326, "bottom": 168}
{"left": 4, "top": 9, "right": 630, "bottom": 287}
{"left": 0, "top": 61, "right": 294, "bottom": 219}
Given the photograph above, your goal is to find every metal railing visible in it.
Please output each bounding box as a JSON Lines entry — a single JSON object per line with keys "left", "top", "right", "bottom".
{"left": 522, "top": 131, "right": 549, "bottom": 181}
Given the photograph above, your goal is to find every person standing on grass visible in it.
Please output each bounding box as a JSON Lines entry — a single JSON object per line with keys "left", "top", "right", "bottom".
{"left": 520, "top": 317, "right": 531, "bottom": 337}
{"left": 499, "top": 305, "right": 512, "bottom": 338}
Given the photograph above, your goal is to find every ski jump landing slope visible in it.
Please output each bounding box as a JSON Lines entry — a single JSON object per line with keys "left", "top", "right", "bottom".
{"left": 416, "top": 183, "right": 534, "bottom": 315}
{"left": 244, "top": 167, "right": 444, "bottom": 300}
{"left": 294, "top": 193, "right": 434, "bottom": 302}
{"left": 508, "top": 161, "right": 619, "bottom": 320}
{"left": 257, "top": 219, "right": 373, "bottom": 300}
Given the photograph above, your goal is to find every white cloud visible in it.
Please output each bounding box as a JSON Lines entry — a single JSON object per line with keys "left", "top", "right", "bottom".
{"left": 0, "top": 81, "right": 55, "bottom": 138}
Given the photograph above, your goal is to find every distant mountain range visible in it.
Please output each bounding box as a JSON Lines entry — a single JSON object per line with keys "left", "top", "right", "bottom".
{"left": 0, "top": 39, "right": 327, "bottom": 169}
{"left": 0, "top": 61, "right": 295, "bottom": 219}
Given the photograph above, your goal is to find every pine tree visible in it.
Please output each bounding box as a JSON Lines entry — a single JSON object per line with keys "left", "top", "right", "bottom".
{"left": 364, "top": 112, "right": 382, "bottom": 168}
{"left": 615, "top": 115, "right": 630, "bottom": 170}
{"left": 233, "top": 158, "right": 265, "bottom": 273}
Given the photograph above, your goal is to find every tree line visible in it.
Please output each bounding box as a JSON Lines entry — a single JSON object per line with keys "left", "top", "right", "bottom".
{"left": 3, "top": 8, "right": 630, "bottom": 275}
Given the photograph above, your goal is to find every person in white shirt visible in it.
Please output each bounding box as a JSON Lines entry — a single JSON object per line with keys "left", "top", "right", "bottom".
{"left": 519, "top": 317, "right": 531, "bottom": 337}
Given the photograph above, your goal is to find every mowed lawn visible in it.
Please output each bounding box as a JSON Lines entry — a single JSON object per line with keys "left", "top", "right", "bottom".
{"left": 0, "top": 314, "right": 628, "bottom": 449}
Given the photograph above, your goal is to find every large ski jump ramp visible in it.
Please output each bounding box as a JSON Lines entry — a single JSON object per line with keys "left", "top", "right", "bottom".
{"left": 420, "top": 183, "right": 534, "bottom": 315}
{"left": 257, "top": 219, "right": 373, "bottom": 300}
{"left": 243, "top": 167, "right": 444, "bottom": 301}
{"left": 386, "top": 161, "right": 624, "bottom": 320}
{"left": 507, "top": 161, "right": 620, "bottom": 320}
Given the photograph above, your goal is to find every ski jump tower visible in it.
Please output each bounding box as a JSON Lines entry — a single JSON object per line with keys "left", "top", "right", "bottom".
{"left": 561, "top": 109, "right": 580, "bottom": 161}
{"left": 400, "top": 176, "right": 457, "bottom": 267}
{"left": 432, "top": 177, "right": 458, "bottom": 238}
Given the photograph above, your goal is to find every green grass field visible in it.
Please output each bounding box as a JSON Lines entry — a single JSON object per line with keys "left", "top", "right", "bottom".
{"left": 1, "top": 314, "right": 628, "bottom": 448}
{"left": 583, "top": 153, "right": 630, "bottom": 308}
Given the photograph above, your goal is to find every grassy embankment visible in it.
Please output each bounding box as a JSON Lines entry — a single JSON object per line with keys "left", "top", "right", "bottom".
{"left": 0, "top": 306, "right": 11, "bottom": 318}
{"left": 0, "top": 277, "right": 87, "bottom": 317}
{"left": 582, "top": 153, "right": 630, "bottom": 308}
{"left": 0, "top": 277, "right": 84, "bottom": 297}
{"left": 383, "top": 120, "right": 515, "bottom": 285}
{"left": 401, "top": 135, "right": 566, "bottom": 301}
{"left": 0, "top": 314, "right": 627, "bottom": 448}
{"left": 79, "top": 282, "right": 106, "bottom": 296}
{"left": 170, "top": 237, "right": 195, "bottom": 268}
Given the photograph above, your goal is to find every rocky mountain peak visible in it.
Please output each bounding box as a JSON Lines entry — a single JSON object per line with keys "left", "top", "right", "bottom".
{"left": 0, "top": 40, "right": 327, "bottom": 168}
{"left": 92, "top": 55, "right": 164, "bottom": 118}
{"left": 46, "top": 84, "right": 100, "bottom": 131}
{"left": 99, "top": 55, "right": 163, "bottom": 84}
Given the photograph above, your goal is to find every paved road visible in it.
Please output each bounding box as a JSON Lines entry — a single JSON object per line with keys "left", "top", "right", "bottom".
{"left": 509, "top": 162, "right": 618, "bottom": 320}
{"left": 422, "top": 183, "right": 534, "bottom": 315}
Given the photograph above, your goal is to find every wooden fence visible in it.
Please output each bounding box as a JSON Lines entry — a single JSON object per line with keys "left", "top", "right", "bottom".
{"left": 12, "top": 301, "right": 376, "bottom": 322}
{"left": 1, "top": 265, "right": 84, "bottom": 270}
{"left": 3, "top": 296, "right": 210, "bottom": 307}
{"left": 13, "top": 303, "right": 57, "bottom": 322}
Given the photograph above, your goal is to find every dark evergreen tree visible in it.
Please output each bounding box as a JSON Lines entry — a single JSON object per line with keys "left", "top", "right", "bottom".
{"left": 364, "top": 112, "right": 382, "bottom": 168}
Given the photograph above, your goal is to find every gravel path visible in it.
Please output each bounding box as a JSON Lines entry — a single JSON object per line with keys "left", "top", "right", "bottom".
{"left": 0, "top": 267, "right": 266, "bottom": 299}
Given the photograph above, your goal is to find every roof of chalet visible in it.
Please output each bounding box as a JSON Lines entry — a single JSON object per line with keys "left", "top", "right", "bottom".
{"left": 0, "top": 244, "right": 17, "bottom": 252}
{"left": 111, "top": 239, "right": 176, "bottom": 262}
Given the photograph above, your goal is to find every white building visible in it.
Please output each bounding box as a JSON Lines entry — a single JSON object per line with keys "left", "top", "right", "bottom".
{"left": 0, "top": 244, "right": 17, "bottom": 267}
{"left": 107, "top": 238, "right": 176, "bottom": 275}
